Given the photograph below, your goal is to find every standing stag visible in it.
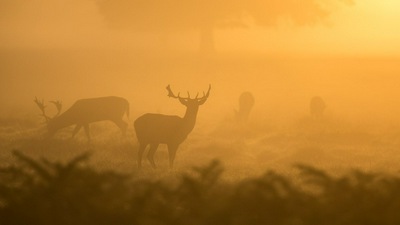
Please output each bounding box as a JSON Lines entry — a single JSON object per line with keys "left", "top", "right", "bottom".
{"left": 34, "top": 96, "right": 129, "bottom": 141}
{"left": 134, "top": 85, "right": 211, "bottom": 169}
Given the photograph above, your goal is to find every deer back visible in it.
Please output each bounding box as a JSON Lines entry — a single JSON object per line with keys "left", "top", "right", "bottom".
{"left": 49, "top": 96, "right": 129, "bottom": 130}
{"left": 134, "top": 113, "right": 190, "bottom": 144}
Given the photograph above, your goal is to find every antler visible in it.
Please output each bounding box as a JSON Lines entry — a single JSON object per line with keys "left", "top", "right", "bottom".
{"left": 34, "top": 97, "right": 63, "bottom": 123}
{"left": 166, "top": 84, "right": 211, "bottom": 101}
{"left": 166, "top": 85, "right": 180, "bottom": 99}
{"left": 196, "top": 84, "right": 211, "bottom": 104}
{"left": 34, "top": 97, "right": 50, "bottom": 122}
{"left": 202, "top": 84, "right": 211, "bottom": 99}
{"left": 50, "top": 100, "right": 62, "bottom": 117}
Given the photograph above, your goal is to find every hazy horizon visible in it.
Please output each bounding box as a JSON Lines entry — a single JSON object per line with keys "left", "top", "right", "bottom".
{"left": 1, "top": 0, "right": 400, "bottom": 137}
{"left": 2, "top": 2, "right": 400, "bottom": 223}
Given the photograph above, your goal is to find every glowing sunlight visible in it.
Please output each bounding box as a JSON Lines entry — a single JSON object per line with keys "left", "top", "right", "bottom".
{"left": 1, "top": 1, "right": 400, "bottom": 224}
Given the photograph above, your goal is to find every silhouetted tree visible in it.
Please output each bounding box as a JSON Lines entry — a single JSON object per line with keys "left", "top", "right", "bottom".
{"left": 96, "top": 0, "right": 354, "bottom": 54}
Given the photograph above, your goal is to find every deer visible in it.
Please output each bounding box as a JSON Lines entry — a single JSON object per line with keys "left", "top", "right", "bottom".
{"left": 34, "top": 96, "right": 129, "bottom": 141}
{"left": 234, "top": 91, "right": 255, "bottom": 123}
{"left": 134, "top": 84, "right": 211, "bottom": 169}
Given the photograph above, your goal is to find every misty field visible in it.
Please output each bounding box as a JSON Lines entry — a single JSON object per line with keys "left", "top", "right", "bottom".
{"left": 2, "top": 104, "right": 400, "bottom": 224}
{"left": 1, "top": 51, "right": 400, "bottom": 224}
{"left": 2, "top": 0, "right": 400, "bottom": 222}
{"left": 1, "top": 105, "right": 400, "bottom": 174}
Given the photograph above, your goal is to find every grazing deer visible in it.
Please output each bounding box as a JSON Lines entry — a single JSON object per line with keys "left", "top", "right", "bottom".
{"left": 234, "top": 91, "right": 255, "bottom": 123}
{"left": 34, "top": 96, "right": 129, "bottom": 141}
{"left": 134, "top": 85, "right": 211, "bottom": 169}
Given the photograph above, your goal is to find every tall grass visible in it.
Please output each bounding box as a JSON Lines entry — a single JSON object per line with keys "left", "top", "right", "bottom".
{"left": 1, "top": 151, "right": 400, "bottom": 225}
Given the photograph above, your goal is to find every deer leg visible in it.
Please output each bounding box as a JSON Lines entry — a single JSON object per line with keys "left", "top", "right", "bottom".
{"left": 167, "top": 144, "right": 179, "bottom": 169}
{"left": 71, "top": 124, "right": 82, "bottom": 139}
{"left": 137, "top": 143, "right": 147, "bottom": 169}
{"left": 147, "top": 143, "right": 159, "bottom": 169}
{"left": 83, "top": 124, "right": 90, "bottom": 142}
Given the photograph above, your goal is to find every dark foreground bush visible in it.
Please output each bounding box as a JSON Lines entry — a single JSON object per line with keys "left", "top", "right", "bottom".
{"left": 1, "top": 151, "right": 400, "bottom": 225}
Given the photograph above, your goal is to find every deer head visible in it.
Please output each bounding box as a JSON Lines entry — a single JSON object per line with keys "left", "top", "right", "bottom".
{"left": 166, "top": 84, "right": 211, "bottom": 107}
{"left": 34, "top": 97, "right": 62, "bottom": 124}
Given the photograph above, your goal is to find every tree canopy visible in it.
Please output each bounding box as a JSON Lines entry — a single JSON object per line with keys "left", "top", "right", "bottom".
{"left": 96, "top": 0, "right": 355, "bottom": 52}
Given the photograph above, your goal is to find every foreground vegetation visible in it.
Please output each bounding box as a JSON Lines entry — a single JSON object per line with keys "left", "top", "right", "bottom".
{"left": 1, "top": 151, "right": 400, "bottom": 225}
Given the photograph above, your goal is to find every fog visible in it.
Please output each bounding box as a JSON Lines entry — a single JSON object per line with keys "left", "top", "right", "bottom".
{"left": 3, "top": 2, "right": 400, "bottom": 223}
{"left": 1, "top": 0, "right": 400, "bottom": 173}
{"left": 1, "top": 51, "right": 400, "bottom": 127}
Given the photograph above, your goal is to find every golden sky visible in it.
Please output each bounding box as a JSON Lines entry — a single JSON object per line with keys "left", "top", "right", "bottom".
{"left": 219, "top": 0, "right": 400, "bottom": 56}
{"left": 0, "top": 0, "right": 399, "bottom": 57}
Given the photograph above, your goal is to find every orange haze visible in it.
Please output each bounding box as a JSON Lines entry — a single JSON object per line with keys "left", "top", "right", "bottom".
{"left": 0, "top": 0, "right": 399, "bottom": 126}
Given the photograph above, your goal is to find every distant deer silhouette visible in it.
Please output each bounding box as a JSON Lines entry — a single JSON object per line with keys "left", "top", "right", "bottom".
{"left": 134, "top": 85, "right": 211, "bottom": 169}
{"left": 234, "top": 91, "right": 255, "bottom": 123}
{"left": 34, "top": 96, "right": 129, "bottom": 141}
{"left": 310, "top": 96, "right": 326, "bottom": 119}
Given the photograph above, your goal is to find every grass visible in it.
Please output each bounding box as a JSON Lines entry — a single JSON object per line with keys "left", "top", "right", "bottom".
{"left": 1, "top": 113, "right": 400, "bottom": 174}
{"left": 1, "top": 114, "right": 400, "bottom": 223}
{"left": 1, "top": 150, "right": 400, "bottom": 225}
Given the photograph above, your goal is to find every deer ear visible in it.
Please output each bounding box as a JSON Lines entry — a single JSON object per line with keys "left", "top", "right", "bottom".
{"left": 197, "top": 97, "right": 208, "bottom": 105}
{"left": 179, "top": 98, "right": 188, "bottom": 105}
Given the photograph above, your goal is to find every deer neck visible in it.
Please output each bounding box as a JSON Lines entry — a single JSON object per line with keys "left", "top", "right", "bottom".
{"left": 181, "top": 106, "right": 199, "bottom": 133}
{"left": 48, "top": 113, "right": 72, "bottom": 131}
